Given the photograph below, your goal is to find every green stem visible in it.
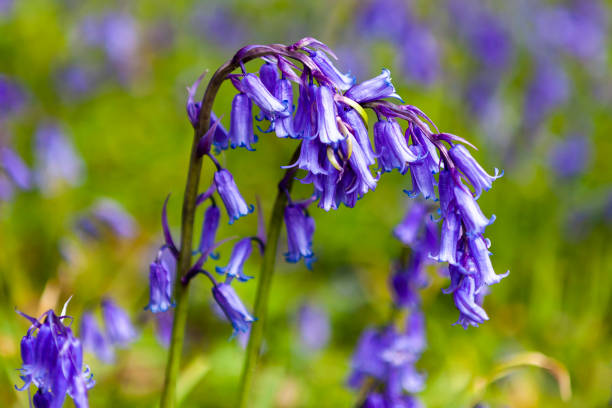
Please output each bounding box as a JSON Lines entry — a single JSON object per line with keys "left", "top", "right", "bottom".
{"left": 160, "top": 46, "right": 291, "bottom": 408}
{"left": 237, "top": 150, "right": 300, "bottom": 408}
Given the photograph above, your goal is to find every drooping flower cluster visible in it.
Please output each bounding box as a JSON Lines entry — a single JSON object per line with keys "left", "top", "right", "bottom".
{"left": 149, "top": 37, "right": 507, "bottom": 343}
{"left": 16, "top": 307, "right": 95, "bottom": 408}
{"left": 146, "top": 190, "right": 259, "bottom": 337}
{"left": 80, "top": 298, "right": 138, "bottom": 363}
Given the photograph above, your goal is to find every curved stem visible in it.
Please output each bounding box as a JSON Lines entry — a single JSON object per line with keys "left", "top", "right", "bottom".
{"left": 160, "top": 45, "right": 301, "bottom": 408}
{"left": 237, "top": 148, "right": 300, "bottom": 408}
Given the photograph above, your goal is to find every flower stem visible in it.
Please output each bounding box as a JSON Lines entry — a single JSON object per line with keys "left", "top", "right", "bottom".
{"left": 160, "top": 46, "right": 286, "bottom": 408}
{"left": 237, "top": 148, "right": 300, "bottom": 408}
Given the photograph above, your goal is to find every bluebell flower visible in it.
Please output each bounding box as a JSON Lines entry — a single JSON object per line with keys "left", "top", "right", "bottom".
{"left": 342, "top": 108, "right": 375, "bottom": 166}
{"left": 259, "top": 62, "right": 278, "bottom": 93}
{"left": 16, "top": 308, "right": 94, "bottom": 408}
{"left": 409, "top": 124, "right": 440, "bottom": 174}
{"left": 146, "top": 247, "right": 176, "bottom": 313}
{"left": 293, "top": 83, "right": 317, "bottom": 139}
{"left": 315, "top": 85, "right": 344, "bottom": 145}
{"left": 199, "top": 204, "right": 221, "bottom": 257}
{"left": 453, "top": 183, "right": 495, "bottom": 236}
{"left": 315, "top": 159, "right": 341, "bottom": 211}
{"left": 345, "top": 69, "right": 401, "bottom": 103}
{"left": 341, "top": 135, "right": 378, "bottom": 196}
{"left": 34, "top": 123, "right": 85, "bottom": 195}
{"left": 212, "top": 282, "right": 256, "bottom": 336}
{"left": 434, "top": 211, "right": 461, "bottom": 264}
{"left": 285, "top": 137, "right": 328, "bottom": 176}
{"left": 310, "top": 49, "right": 355, "bottom": 91}
{"left": 79, "top": 312, "right": 115, "bottom": 363}
{"left": 297, "top": 303, "right": 330, "bottom": 351}
{"left": 101, "top": 298, "right": 138, "bottom": 347}
{"left": 239, "top": 73, "right": 288, "bottom": 118}
{"left": 229, "top": 93, "right": 256, "bottom": 150}
{"left": 186, "top": 73, "right": 229, "bottom": 151}
{"left": 0, "top": 146, "right": 32, "bottom": 189}
{"left": 397, "top": 21, "right": 441, "bottom": 86}
{"left": 215, "top": 238, "right": 254, "bottom": 281}
{"left": 449, "top": 144, "right": 502, "bottom": 198}
{"left": 405, "top": 145, "right": 436, "bottom": 200}
{"left": 273, "top": 78, "right": 296, "bottom": 138}
{"left": 453, "top": 275, "right": 489, "bottom": 329}
{"left": 373, "top": 119, "right": 419, "bottom": 173}
{"left": 214, "top": 169, "right": 254, "bottom": 224}
{"left": 468, "top": 235, "right": 508, "bottom": 286}
{"left": 284, "top": 203, "right": 315, "bottom": 267}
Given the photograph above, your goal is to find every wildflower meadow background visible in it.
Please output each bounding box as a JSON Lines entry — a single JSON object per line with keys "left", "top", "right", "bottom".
{"left": 1, "top": 0, "right": 611, "bottom": 407}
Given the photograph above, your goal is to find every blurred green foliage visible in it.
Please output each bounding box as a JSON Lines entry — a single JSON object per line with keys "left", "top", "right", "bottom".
{"left": 0, "top": 0, "right": 611, "bottom": 407}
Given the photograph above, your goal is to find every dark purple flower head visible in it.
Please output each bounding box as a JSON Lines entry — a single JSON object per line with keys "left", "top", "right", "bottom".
{"left": 229, "top": 93, "right": 256, "bottom": 150}
{"left": 449, "top": 144, "right": 502, "bottom": 199}
{"left": 214, "top": 169, "right": 254, "bottom": 224}
{"left": 373, "top": 119, "right": 419, "bottom": 173}
{"left": 146, "top": 246, "right": 176, "bottom": 313}
{"left": 34, "top": 123, "right": 85, "bottom": 194}
{"left": 215, "top": 238, "right": 254, "bottom": 282}
{"left": 212, "top": 282, "right": 256, "bottom": 336}
{"left": 284, "top": 203, "right": 315, "bottom": 268}
{"left": 0, "top": 146, "right": 32, "bottom": 189}
{"left": 310, "top": 49, "right": 355, "bottom": 91}
{"left": 315, "top": 85, "right": 344, "bottom": 145}
{"left": 101, "top": 298, "right": 138, "bottom": 347}
{"left": 79, "top": 312, "right": 114, "bottom": 363}
{"left": 345, "top": 69, "right": 401, "bottom": 103}
{"left": 548, "top": 135, "right": 592, "bottom": 179}
{"left": 16, "top": 308, "right": 94, "bottom": 408}
{"left": 0, "top": 74, "right": 26, "bottom": 118}
{"left": 297, "top": 303, "right": 330, "bottom": 351}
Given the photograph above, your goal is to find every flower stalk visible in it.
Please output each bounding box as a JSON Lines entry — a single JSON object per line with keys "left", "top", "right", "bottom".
{"left": 237, "top": 149, "right": 300, "bottom": 408}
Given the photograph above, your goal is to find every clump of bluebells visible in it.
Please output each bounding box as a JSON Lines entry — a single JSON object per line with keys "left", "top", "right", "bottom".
{"left": 348, "top": 203, "right": 431, "bottom": 406}
{"left": 16, "top": 305, "right": 94, "bottom": 408}
{"left": 148, "top": 36, "right": 506, "bottom": 365}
